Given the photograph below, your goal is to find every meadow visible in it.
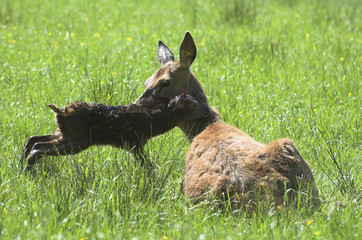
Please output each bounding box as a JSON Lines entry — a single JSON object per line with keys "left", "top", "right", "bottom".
{"left": 0, "top": 0, "right": 361, "bottom": 239}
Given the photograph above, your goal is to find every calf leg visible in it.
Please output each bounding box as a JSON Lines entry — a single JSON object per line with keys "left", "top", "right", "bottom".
{"left": 20, "top": 134, "right": 57, "bottom": 164}
{"left": 25, "top": 140, "right": 90, "bottom": 171}
{"left": 130, "top": 146, "right": 152, "bottom": 169}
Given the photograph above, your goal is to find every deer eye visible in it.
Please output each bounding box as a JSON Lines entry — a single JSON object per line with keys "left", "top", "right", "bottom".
{"left": 160, "top": 80, "right": 171, "bottom": 88}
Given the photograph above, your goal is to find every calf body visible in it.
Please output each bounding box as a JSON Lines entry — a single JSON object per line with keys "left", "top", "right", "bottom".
{"left": 21, "top": 95, "right": 209, "bottom": 170}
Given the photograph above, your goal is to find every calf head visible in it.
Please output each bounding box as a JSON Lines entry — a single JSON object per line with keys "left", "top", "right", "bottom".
{"left": 153, "top": 90, "right": 210, "bottom": 120}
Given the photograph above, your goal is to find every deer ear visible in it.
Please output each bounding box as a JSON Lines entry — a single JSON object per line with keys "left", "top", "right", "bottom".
{"left": 179, "top": 32, "right": 197, "bottom": 69}
{"left": 158, "top": 40, "right": 174, "bottom": 65}
{"left": 151, "top": 94, "right": 170, "bottom": 105}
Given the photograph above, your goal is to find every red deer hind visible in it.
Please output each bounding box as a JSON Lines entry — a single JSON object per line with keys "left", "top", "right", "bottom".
{"left": 135, "top": 32, "right": 321, "bottom": 210}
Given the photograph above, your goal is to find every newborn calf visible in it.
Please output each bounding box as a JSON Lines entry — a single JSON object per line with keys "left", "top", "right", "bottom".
{"left": 21, "top": 93, "right": 209, "bottom": 170}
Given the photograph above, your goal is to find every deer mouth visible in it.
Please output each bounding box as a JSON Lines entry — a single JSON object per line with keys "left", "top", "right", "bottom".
{"left": 151, "top": 94, "right": 171, "bottom": 105}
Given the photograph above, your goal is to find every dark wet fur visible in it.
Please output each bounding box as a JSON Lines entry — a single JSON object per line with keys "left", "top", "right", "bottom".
{"left": 20, "top": 97, "right": 209, "bottom": 171}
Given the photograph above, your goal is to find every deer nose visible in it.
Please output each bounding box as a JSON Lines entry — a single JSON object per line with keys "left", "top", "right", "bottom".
{"left": 203, "top": 106, "right": 210, "bottom": 116}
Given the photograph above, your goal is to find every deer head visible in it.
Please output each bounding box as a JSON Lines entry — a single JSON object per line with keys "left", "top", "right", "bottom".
{"left": 135, "top": 32, "right": 207, "bottom": 108}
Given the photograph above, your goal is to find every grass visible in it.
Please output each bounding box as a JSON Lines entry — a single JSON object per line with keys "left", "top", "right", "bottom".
{"left": 0, "top": 0, "right": 361, "bottom": 239}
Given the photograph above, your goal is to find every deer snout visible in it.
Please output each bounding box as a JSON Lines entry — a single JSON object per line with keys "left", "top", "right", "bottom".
{"left": 135, "top": 89, "right": 158, "bottom": 108}
{"left": 201, "top": 105, "right": 210, "bottom": 117}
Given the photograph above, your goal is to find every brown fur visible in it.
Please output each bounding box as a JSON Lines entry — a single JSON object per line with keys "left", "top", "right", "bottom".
{"left": 136, "top": 32, "right": 320, "bottom": 210}
{"left": 20, "top": 95, "right": 209, "bottom": 171}
{"left": 135, "top": 33, "right": 207, "bottom": 141}
{"left": 184, "top": 117, "right": 320, "bottom": 210}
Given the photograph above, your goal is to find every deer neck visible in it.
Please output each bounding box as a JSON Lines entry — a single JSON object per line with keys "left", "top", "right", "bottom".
{"left": 177, "top": 73, "right": 222, "bottom": 142}
{"left": 186, "top": 73, "right": 208, "bottom": 105}
{"left": 178, "top": 107, "right": 222, "bottom": 142}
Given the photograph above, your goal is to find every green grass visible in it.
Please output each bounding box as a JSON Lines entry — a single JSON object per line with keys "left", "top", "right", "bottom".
{"left": 0, "top": 0, "right": 361, "bottom": 239}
